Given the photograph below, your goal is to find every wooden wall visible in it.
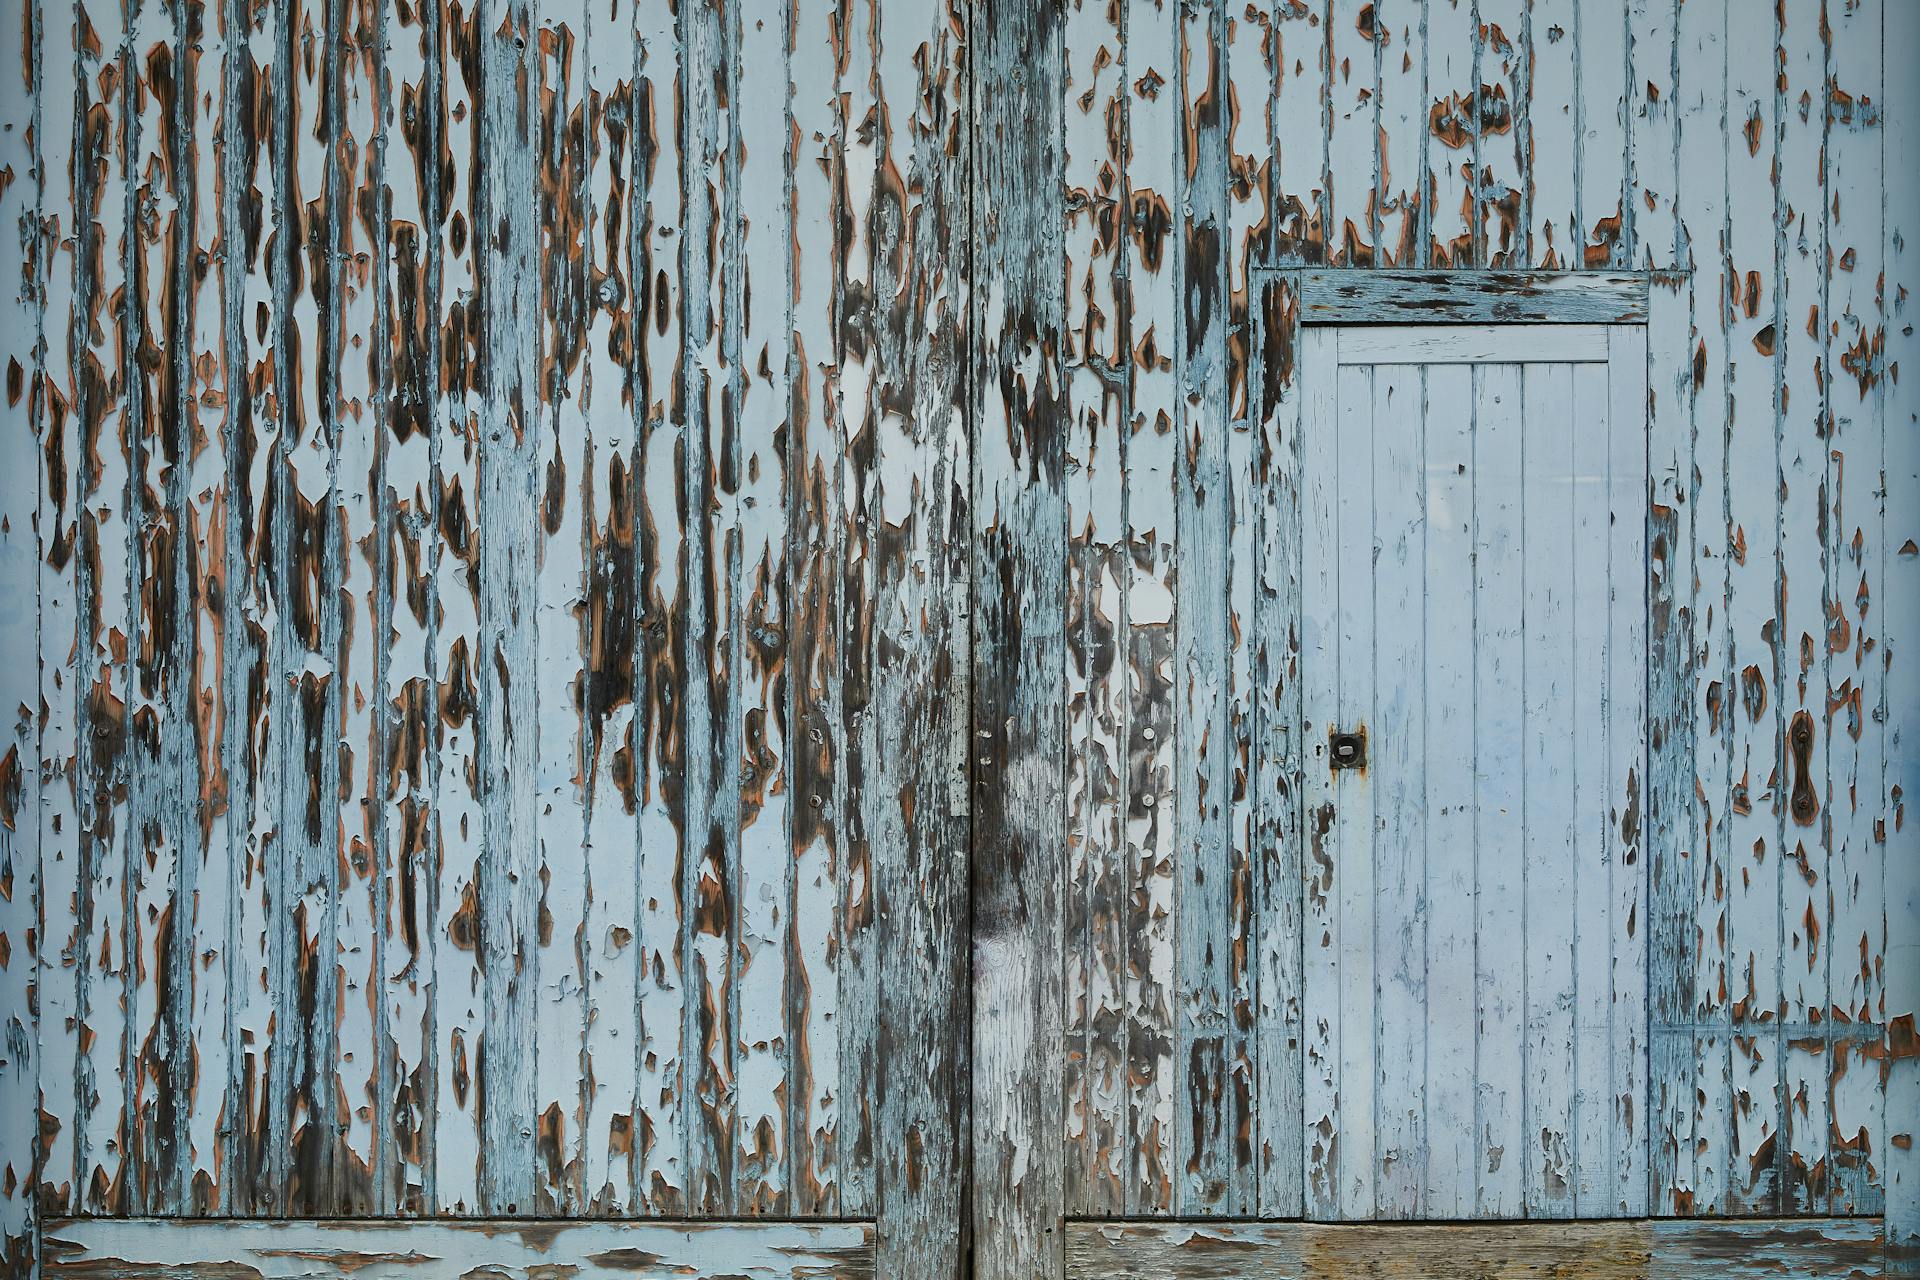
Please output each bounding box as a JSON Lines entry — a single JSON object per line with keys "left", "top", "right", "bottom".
{"left": 0, "top": 0, "right": 968, "bottom": 1274}
{"left": 0, "top": 0, "right": 1915, "bottom": 1277}
{"left": 974, "top": 0, "right": 1918, "bottom": 1270}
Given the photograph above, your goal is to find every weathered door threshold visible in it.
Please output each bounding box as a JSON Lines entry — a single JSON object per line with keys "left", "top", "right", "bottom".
{"left": 42, "top": 1217, "right": 877, "bottom": 1279}
{"left": 1065, "top": 1217, "right": 1885, "bottom": 1278}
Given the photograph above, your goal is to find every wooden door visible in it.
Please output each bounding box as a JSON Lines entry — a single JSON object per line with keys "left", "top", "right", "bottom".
{"left": 1297, "top": 323, "right": 1650, "bottom": 1221}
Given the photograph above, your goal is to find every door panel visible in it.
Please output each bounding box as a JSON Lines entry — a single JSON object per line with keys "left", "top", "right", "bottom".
{"left": 1299, "top": 325, "right": 1649, "bottom": 1221}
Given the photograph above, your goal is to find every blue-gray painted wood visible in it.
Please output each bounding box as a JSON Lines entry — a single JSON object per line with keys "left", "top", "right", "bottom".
{"left": 1, "top": 1, "right": 1916, "bottom": 1277}
{"left": 41, "top": 1219, "right": 877, "bottom": 1280}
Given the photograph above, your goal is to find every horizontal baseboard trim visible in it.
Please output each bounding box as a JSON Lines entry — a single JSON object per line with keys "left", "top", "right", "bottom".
{"left": 1065, "top": 1217, "right": 1884, "bottom": 1279}
{"left": 43, "top": 1217, "right": 876, "bottom": 1279}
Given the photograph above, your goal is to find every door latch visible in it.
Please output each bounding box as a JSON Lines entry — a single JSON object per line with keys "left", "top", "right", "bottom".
{"left": 1328, "top": 727, "right": 1366, "bottom": 771}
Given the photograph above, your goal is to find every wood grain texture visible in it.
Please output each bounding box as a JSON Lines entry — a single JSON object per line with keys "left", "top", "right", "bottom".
{"left": 1064, "top": 1217, "right": 1885, "bottom": 1280}
{"left": 41, "top": 1219, "right": 876, "bottom": 1280}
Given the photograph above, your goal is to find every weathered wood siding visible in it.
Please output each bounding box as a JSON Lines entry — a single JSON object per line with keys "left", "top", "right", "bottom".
{"left": 0, "top": 0, "right": 1916, "bottom": 1277}
{"left": 1003, "top": 0, "right": 1917, "bottom": 1253}
{"left": 0, "top": 0, "right": 968, "bottom": 1273}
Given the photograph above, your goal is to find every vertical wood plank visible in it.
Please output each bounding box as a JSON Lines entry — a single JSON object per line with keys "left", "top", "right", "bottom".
{"left": 1420, "top": 360, "right": 1476, "bottom": 1219}
{"left": 1062, "top": 0, "right": 1126, "bottom": 1218}
{"left": 1, "top": 0, "right": 45, "bottom": 1257}
{"left": 331, "top": 0, "right": 385, "bottom": 1213}
{"left": 1226, "top": 0, "right": 1274, "bottom": 414}
{"left": 1423, "top": 0, "right": 1475, "bottom": 266}
{"left": 1884, "top": 3, "right": 1920, "bottom": 1271}
{"left": 34, "top": 0, "right": 82, "bottom": 1222}
{"left": 1823, "top": 0, "right": 1886, "bottom": 1220}
{"left": 474, "top": 0, "right": 543, "bottom": 1213}
{"left": 221, "top": 0, "right": 283, "bottom": 1214}
{"left": 1330, "top": 364, "right": 1374, "bottom": 1223}
{"left": 1527, "top": 0, "right": 1576, "bottom": 268}
{"left": 679, "top": 0, "right": 734, "bottom": 1215}
{"left": 1371, "top": 362, "right": 1426, "bottom": 1221}
{"left": 124, "top": 0, "right": 186, "bottom": 1211}
{"left": 378, "top": 0, "right": 436, "bottom": 1212}
{"left": 73, "top": 0, "right": 134, "bottom": 1214}
{"left": 1474, "top": 0, "right": 1525, "bottom": 267}
{"left": 631, "top": 0, "right": 686, "bottom": 1215}
{"left": 1174, "top": 0, "right": 1252, "bottom": 1220}
{"left": 1325, "top": 0, "right": 1378, "bottom": 265}
{"left": 1642, "top": 0, "right": 1701, "bottom": 1218}
{"left": 1524, "top": 361, "right": 1579, "bottom": 1221}
{"left": 972, "top": 0, "right": 1064, "bottom": 1271}
{"left": 429, "top": 0, "right": 484, "bottom": 1215}
{"left": 271, "top": 0, "right": 340, "bottom": 1208}
{"left": 732, "top": 0, "right": 792, "bottom": 1219}
{"left": 1251, "top": 275, "right": 1303, "bottom": 1220}
{"left": 575, "top": 0, "right": 641, "bottom": 1216}
{"left": 1722, "top": 0, "right": 1782, "bottom": 1214}
{"left": 1574, "top": 358, "right": 1620, "bottom": 1220}
{"left": 1574, "top": 0, "right": 1626, "bottom": 266}
{"left": 1375, "top": 0, "right": 1424, "bottom": 268}
{"left": 1671, "top": 0, "right": 1734, "bottom": 1217}
{"left": 1626, "top": 0, "right": 1678, "bottom": 273}
{"left": 1472, "top": 360, "right": 1525, "bottom": 1218}
{"left": 179, "top": 0, "right": 231, "bottom": 1216}
{"left": 1297, "top": 325, "right": 1339, "bottom": 1221}
{"left": 1121, "top": 0, "right": 1177, "bottom": 1216}
{"left": 871, "top": 5, "right": 969, "bottom": 1271}
{"left": 1607, "top": 323, "right": 1650, "bottom": 1218}
{"left": 1222, "top": 10, "right": 1274, "bottom": 1216}
{"left": 785, "top": 0, "right": 840, "bottom": 1219}
{"left": 1775, "top": 0, "right": 1829, "bottom": 1214}
{"left": 829, "top": 0, "right": 876, "bottom": 1224}
{"left": 1269, "top": 0, "right": 1325, "bottom": 264}
{"left": 528, "top": 0, "right": 591, "bottom": 1216}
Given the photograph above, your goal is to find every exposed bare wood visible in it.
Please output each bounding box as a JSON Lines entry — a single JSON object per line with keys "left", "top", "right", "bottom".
{"left": 1063, "top": 1217, "right": 1886, "bottom": 1280}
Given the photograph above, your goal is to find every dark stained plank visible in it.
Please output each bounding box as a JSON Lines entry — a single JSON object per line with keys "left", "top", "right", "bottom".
{"left": 866, "top": 2, "right": 971, "bottom": 1270}
{"left": 472, "top": 0, "right": 543, "bottom": 1214}
{"left": 1293, "top": 270, "right": 1649, "bottom": 324}
{"left": 971, "top": 0, "right": 1066, "bottom": 1274}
